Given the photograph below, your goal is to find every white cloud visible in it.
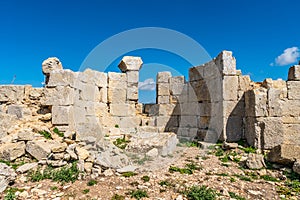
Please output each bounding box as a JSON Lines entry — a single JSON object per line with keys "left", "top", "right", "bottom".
{"left": 272, "top": 47, "right": 300, "bottom": 66}
{"left": 138, "top": 78, "right": 156, "bottom": 91}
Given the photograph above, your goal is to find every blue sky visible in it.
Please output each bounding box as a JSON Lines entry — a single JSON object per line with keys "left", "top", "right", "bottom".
{"left": 0, "top": 0, "right": 299, "bottom": 102}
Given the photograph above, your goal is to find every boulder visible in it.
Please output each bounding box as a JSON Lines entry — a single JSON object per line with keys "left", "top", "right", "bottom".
{"left": 267, "top": 144, "right": 300, "bottom": 164}
{"left": 292, "top": 160, "right": 300, "bottom": 175}
{"left": 0, "top": 142, "right": 26, "bottom": 161}
{"left": 118, "top": 56, "right": 143, "bottom": 72}
{"left": 246, "top": 153, "right": 266, "bottom": 169}
{"left": 0, "top": 163, "right": 16, "bottom": 193}
{"left": 42, "top": 57, "right": 63, "bottom": 76}
{"left": 16, "top": 162, "right": 38, "bottom": 173}
{"left": 26, "top": 140, "right": 52, "bottom": 160}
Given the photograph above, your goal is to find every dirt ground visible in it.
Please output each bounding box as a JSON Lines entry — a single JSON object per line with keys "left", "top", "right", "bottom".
{"left": 2, "top": 145, "right": 299, "bottom": 200}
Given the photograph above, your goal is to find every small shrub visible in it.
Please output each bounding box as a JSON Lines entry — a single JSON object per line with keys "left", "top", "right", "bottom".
{"left": 28, "top": 161, "right": 79, "bottom": 183}
{"left": 214, "top": 148, "right": 224, "bottom": 157}
{"left": 82, "top": 189, "right": 90, "bottom": 194}
{"left": 53, "top": 127, "right": 64, "bottom": 137}
{"left": 220, "top": 155, "right": 229, "bottom": 163}
{"left": 141, "top": 175, "right": 150, "bottom": 182}
{"left": 50, "top": 186, "right": 58, "bottom": 191}
{"left": 115, "top": 124, "right": 119, "bottom": 128}
{"left": 183, "top": 185, "right": 217, "bottom": 200}
{"left": 229, "top": 191, "right": 246, "bottom": 200}
{"left": 242, "top": 146, "right": 256, "bottom": 154}
{"left": 113, "top": 136, "right": 130, "bottom": 149}
{"left": 261, "top": 175, "right": 279, "bottom": 182}
{"left": 234, "top": 174, "right": 252, "bottom": 182}
{"left": 186, "top": 163, "right": 202, "bottom": 171}
{"left": 4, "top": 188, "right": 16, "bottom": 200}
{"left": 169, "top": 166, "right": 193, "bottom": 175}
{"left": 111, "top": 194, "right": 125, "bottom": 200}
{"left": 130, "top": 189, "right": 148, "bottom": 200}
{"left": 122, "top": 171, "right": 137, "bottom": 177}
{"left": 38, "top": 130, "right": 52, "bottom": 139}
{"left": 230, "top": 177, "right": 236, "bottom": 182}
{"left": 87, "top": 179, "right": 98, "bottom": 186}
{"left": 216, "top": 173, "right": 228, "bottom": 177}
{"left": 159, "top": 180, "right": 173, "bottom": 187}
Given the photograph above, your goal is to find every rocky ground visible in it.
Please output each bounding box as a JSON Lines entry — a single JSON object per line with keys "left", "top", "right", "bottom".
{"left": 1, "top": 142, "right": 300, "bottom": 200}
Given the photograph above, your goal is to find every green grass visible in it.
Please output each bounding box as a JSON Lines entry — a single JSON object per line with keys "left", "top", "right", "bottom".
{"left": 141, "top": 175, "right": 150, "bottom": 182}
{"left": 230, "top": 177, "right": 236, "bottom": 182}
{"left": 50, "top": 186, "right": 58, "bottom": 191}
{"left": 261, "top": 175, "right": 279, "bottom": 182}
{"left": 185, "top": 163, "right": 202, "bottom": 171}
{"left": 242, "top": 146, "right": 256, "bottom": 154}
{"left": 115, "top": 124, "right": 119, "bottom": 128}
{"left": 234, "top": 174, "right": 252, "bottom": 182}
{"left": 82, "top": 189, "right": 90, "bottom": 194}
{"left": 277, "top": 171, "right": 300, "bottom": 197}
{"left": 28, "top": 161, "right": 79, "bottom": 183}
{"left": 129, "top": 189, "right": 148, "bottom": 200}
{"left": 216, "top": 173, "right": 229, "bottom": 177}
{"left": 159, "top": 180, "right": 173, "bottom": 187}
{"left": 4, "top": 188, "right": 24, "bottom": 200}
{"left": 113, "top": 136, "right": 130, "bottom": 149}
{"left": 87, "top": 179, "right": 98, "bottom": 186}
{"left": 111, "top": 194, "right": 125, "bottom": 200}
{"left": 229, "top": 192, "right": 246, "bottom": 200}
{"left": 169, "top": 166, "right": 193, "bottom": 175}
{"left": 38, "top": 130, "right": 52, "bottom": 139}
{"left": 214, "top": 148, "right": 224, "bottom": 157}
{"left": 122, "top": 171, "right": 137, "bottom": 177}
{"left": 220, "top": 155, "right": 229, "bottom": 163}
{"left": 53, "top": 127, "right": 64, "bottom": 137}
{"left": 183, "top": 185, "right": 217, "bottom": 200}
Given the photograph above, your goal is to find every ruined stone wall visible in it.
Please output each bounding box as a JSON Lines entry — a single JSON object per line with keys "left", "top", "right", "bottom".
{"left": 0, "top": 52, "right": 299, "bottom": 156}
{"left": 245, "top": 65, "right": 300, "bottom": 151}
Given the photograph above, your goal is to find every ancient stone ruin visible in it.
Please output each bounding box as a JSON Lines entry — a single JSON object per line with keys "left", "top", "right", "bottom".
{"left": 0, "top": 51, "right": 300, "bottom": 192}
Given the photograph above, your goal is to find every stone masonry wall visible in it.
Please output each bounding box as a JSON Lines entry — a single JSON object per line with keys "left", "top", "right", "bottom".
{"left": 0, "top": 52, "right": 299, "bottom": 159}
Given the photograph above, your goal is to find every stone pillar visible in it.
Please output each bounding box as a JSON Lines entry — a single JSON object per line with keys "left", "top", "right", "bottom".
{"left": 42, "top": 57, "right": 63, "bottom": 85}
{"left": 118, "top": 56, "right": 143, "bottom": 102}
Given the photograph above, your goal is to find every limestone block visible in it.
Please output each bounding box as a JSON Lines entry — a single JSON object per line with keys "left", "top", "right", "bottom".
{"left": 179, "top": 102, "right": 200, "bottom": 116}
{"left": 7, "top": 105, "right": 23, "bottom": 119}
{"left": 149, "top": 104, "right": 175, "bottom": 116}
{"left": 177, "top": 128, "right": 198, "bottom": 139}
{"left": 223, "top": 100, "right": 245, "bottom": 117}
{"left": 26, "top": 140, "right": 52, "bottom": 160}
{"left": 245, "top": 117, "right": 262, "bottom": 149}
{"left": 203, "top": 60, "right": 220, "bottom": 78}
{"left": 262, "top": 78, "right": 286, "bottom": 89}
{"left": 198, "top": 116, "right": 210, "bottom": 129}
{"left": 118, "top": 56, "right": 143, "bottom": 72}
{"left": 225, "top": 116, "right": 243, "bottom": 142}
{"left": 198, "top": 102, "right": 212, "bottom": 117}
{"left": 282, "top": 116, "right": 300, "bottom": 124}
{"left": 94, "top": 102, "right": 108, "bottom": 117}
{"left": 268, "top": 144, "right": 300, "bottom": 164}
{"left": 256, "top": 117, "right": 284, "bottom": 150}
{"left": 189, "top": 80, "right": 210, "bottom": 102}
{"left": 110, "top": 104, "right": 135, "bottom": 117}
{"left": 268, "top": 88, "right": 286, "bottom": 117}
{"left": 283, "top": 124, "right": 300, "bottom": 145}
{"left": 75, "top": 147, "right": 89, "bottom": 160}
{"left": 127, "top": 84, "right": 138, "bottom": 100}
{"left": 127, "top": 71, "right": 139, "bottom": 83}
{"left": 157, "top": 72, "right": 171, "bottom": 83}
{"left": 42, "top": 57, "right": 63, "bottom": 75}
{"left": 157, "top": 95, "right": 170, "bottom": 104}
{"left": 288, "top": 65, "right": 300, "bottom": 81}
{"left": 99, "top": 86, "right": 108, "bottom": 103}
{"left": 108, "top": 88, "right": 126, "bottom": 103}
{"left": 52, "top": 106, "right": 73, "bottom": 125}
{"left": 0, "top": 86, "right": 25, "bottom": 103}
{"left": 223, "top": 76, "right": 238, "bottom": 101}
{"left": 51, "top": 142, "right": 68, "bottom": 153}
{"left": 157, "top": 83, "right": 170, "bottom": 96}
{"left": 99, "top": 116, "right": 120, "bottom": 128}
{"left": 108, "top": 72, "right": 127, "bottom": 88}
{"left": 29, "top": 88, "right": 43, "bottom": 100}
{"left": 245, "top": 88, "right": 268, "bottom": 117}
{"left": 135, "top": 103, "right": 143, "bottom": 114}
{"left": 119, "top": 117, "right": 141, "bottom": 128}
{"left": 80, "top": 68, "right": 107, "bottom": 87}
{"left": 282, "top": 100, "right": 300, "bottom": 117}
{"left": 180, "top": 115, "right": 198, "bottom": 128}
{"left": 0, "top": 142, "right": 25, "bottom": 161}
{"left": 43, "top": 86, "right": 75, "bottom": 106}
{"left": 47, "top": 69, "right": 78, "bottom": 87}
{"left": 287, "top": 81, "right": 300, "bottom": 100}
{"left": 164, "top": 116, "right": 179, "bottom": 128}
{"left": 155, "top": 116, "right": 171, "bottom": 127}
{"left": 215, "top": 51, "right": 236, "bottom": 75}
{"left": 238, "top": 75, "right": 251, "bottom": 91}
{"left": 143, "top": 104, "right": 155, "bottom": 114}
{"left": 77, "top": 83, "right": 100, "bottom": 102}
{"left": 189, "top": 66, "right": 204, "bottom": 81}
